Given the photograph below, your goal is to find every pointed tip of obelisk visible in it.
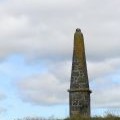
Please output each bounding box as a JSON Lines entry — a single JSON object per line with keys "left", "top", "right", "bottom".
{"left": 76, "top": 28, "right": 81, "bottom": 32}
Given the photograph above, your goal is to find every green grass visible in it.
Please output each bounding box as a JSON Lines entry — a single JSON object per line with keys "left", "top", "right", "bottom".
{"left": 65, "top": 114, "right": 120, "bottom": 120}
{"left": 15, "top": 114, "right": 120, "bottom": 120}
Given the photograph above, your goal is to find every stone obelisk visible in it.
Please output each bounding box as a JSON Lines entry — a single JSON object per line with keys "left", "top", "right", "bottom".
{"left": 68, "top": 28, "right": 91, "bottom": 117}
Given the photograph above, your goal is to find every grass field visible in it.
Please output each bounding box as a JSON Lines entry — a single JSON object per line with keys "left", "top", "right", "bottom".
{"left": 15, "top": 114, "right": 120, "bottom": 120}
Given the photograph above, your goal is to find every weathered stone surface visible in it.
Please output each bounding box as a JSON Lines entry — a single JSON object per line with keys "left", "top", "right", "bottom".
{"left": 68, "top": 29, "right": 91, "bottom": 117}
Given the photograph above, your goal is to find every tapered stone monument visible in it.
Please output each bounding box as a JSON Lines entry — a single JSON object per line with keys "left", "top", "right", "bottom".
{"left": 68, "top": 28, "right": 91, "bottom": 117}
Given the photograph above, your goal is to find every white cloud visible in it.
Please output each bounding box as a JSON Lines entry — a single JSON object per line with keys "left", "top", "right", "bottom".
{"left": 87, "top": 58, "right": 120, "bottom": 80}
{"left": 0, "top": 0, "right": 120, "bottom": 112}
{"left": 17, "top": 73, "right": 69, "bottom": 105}
{"left": 91, "top": 77, "right": 120, "bottom": 108}
{"left": 16, "top": 61, "right": 70, "bottom": 105}
{"left": 16, "top": 57, "right": 120, "bottom": 108}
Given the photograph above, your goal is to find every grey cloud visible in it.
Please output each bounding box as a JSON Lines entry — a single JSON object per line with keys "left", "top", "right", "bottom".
{"left": 0, "top": 108, "right": 7, "bottom": 113}
{"left": 0, "top": 0, "right": 119, "bottom": 61}
{"left": 0, "top": 91, "right": 6, "bottom": 101}
{"left": 0, "top": 91, "right": 7, "bottom": 114}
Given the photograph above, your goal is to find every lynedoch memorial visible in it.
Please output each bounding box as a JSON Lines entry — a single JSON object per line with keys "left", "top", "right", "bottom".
{"left": 68, "top": 28, "right": 92, "bottom": 117}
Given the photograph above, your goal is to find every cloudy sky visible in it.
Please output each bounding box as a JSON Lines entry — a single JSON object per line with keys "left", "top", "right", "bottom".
{"left": 0, "top": 0, "right": 120, "bottom": 119}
